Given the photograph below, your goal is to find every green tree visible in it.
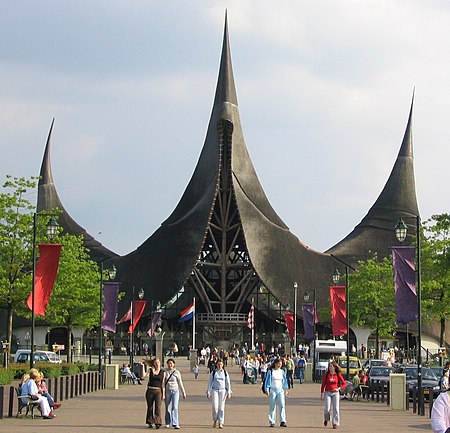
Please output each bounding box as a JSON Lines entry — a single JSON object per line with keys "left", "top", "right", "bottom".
{"left": 39, "top": 233, "right": 100, "bottom": 363}
{"left": 0, "top": 176, "right": 37, "bottom": 351}
{"left": 421, "top": 214, "right": 450, "bottom": 348}
{"left": 348, "top": 253, "right": 397, "bottom": 358}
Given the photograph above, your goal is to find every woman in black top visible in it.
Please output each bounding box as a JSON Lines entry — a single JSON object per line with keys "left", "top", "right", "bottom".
{"left": 146, "top": 358, "right": 166, "bottom": 428}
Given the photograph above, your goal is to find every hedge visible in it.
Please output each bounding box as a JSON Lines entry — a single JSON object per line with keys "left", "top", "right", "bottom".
{"left": 0, "top": 368, "right": 15, "bottom": 386}
{"left": 1, "top": 362, "right": 96, "bottom": 384}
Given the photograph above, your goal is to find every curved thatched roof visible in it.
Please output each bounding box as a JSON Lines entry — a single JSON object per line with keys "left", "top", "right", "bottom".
{"left": 37, "top": 119, "right": 119, "bottom": 264}
{"left": 36, "top": 17, "right": 420, "bottom": 318}
{"left": 326, "top": 96, "right": 419, "bottom": 266}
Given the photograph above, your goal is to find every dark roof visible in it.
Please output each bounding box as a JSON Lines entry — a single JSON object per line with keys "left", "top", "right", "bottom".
{"left": 37, "top": 119, "right": 119, "bottom": 264}
{"left": 326, "top": 94, "right": 419, "bottom": 266}
{"left": 36, "top": 17, "right": 420, "bottom": 316}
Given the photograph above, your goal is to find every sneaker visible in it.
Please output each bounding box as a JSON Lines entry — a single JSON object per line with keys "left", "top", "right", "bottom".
{"left": 43, "top": 414, "right": 55, "bottom": 419}
{"left": 156, "top": 426, "right": 161, "bottom": 430}
{"left": 213, "top": 421, "right": 217, "bottom": 428}
{"left": 269, "top": 423, "right": 275, "bottom": 427}
{"left": 280, "top": 422, "right": 287, "bottom": 427}
{"left": 53, "top": 403, "right": 61, "bottom": 410}
{"left": 218, "top": 424, "right": 224, "bottom": 429}
{"left": 173, "top": 427, "right": 180, "bottom": 430}
{"left": 333, "top": 425, "right": 338, "bottom": 429}
{"left": 166, "top": 426, "right": 170, "bottom": 429}
{"left": 324, "top": 421, "right": 328, "bottom": 426}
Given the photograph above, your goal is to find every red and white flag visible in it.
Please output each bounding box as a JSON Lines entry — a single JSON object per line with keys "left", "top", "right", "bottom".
{"left": 247, "top": 305, "right": 255, "bottom": 330}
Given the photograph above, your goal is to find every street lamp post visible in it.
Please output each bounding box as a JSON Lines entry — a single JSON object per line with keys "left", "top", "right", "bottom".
{"left": 395, "top": 217, "right": 423, "bottom": 415}
{"left": 99, "top": 264, "right": 116, "bottom": 376}
{"left": 303, "top": 290, "right": 317, "bottom": 381}
{"left": 333, "top": 268, "right": 350, "bottom": 380}
{"left": 130, "top": 287, "right": 145, "bottom": 368}
{"left": 30, "top": 214, "right": 59, "bottom": 370}
{"left": 293, "top": 282, "right": 298, "bottom": 354}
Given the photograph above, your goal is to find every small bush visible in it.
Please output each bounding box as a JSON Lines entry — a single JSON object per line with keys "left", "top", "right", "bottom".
{"left": 61, "top": 363, "right": 80, "bottom": 376}
{"left": 75, "top": 362, "right": 89, "bottom": 372}
{"left": 0, "top": 367, "right": 15, "bottom": 385}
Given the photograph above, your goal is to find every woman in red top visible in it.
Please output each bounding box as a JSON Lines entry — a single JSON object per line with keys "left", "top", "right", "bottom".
{"left": 320, "top": 361, "right": 347, "bottom": 429}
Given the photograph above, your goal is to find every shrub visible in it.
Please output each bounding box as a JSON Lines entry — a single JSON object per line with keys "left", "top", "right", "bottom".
{"left": 74, "top": 362, "right": 89, "bottom": 372}
{"left": 61, "top": 363, "right": 80, "bottom": 376}
{"left": 0, "top": 367, "right": 15, "bottom": 385}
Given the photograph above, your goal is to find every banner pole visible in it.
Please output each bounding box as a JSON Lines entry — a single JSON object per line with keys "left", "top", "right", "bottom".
{"left": 192, "top": 297, "right": 196, "bottom": 350}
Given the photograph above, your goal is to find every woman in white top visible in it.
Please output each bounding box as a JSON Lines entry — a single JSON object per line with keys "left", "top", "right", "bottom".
{"left": 262, "top": 358, "right": 288, "bottom": 427}
{"left": 164, "top": 358, "right": 186, "bottom": 429}
{"left": 206, "top": 359, "right": 232, "bottom": 429}
{"left": 431, "top": 390, "right": 450, "bottom": 433}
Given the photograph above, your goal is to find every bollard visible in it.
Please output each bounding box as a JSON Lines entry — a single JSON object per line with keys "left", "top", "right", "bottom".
{"left": 8, "top": 386, "right": 14, "bottom": 418}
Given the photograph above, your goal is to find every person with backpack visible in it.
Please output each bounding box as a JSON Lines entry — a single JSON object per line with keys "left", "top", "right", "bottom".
{"left": 262, "top": 357, "right": 289, "bottom": 427}
{"left": 206, "top": 359, "right": 232, "bottom": 429}
{"left": 297, "top": 354, "right": 307, "bottom": 384}
{"left": 320, "top": 360, "right": 347, "bottom": 429}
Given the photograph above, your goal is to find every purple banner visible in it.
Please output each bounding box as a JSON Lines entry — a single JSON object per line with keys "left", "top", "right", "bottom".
{"left": 302, "top": 304, "right": 316, "bottom": 342}
{"left": 102, "top": 282, "right": 119, "bottom": 332}
{"left": 147, "top": 311, "right": 162, "bottom": 337}
{"left": 391, "top": 246, "right": 417, "bottom": 324}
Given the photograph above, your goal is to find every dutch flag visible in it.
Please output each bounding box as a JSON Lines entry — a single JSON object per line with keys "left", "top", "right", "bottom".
{"left": 179, "top": 301, "right": 195, "bottom": 323}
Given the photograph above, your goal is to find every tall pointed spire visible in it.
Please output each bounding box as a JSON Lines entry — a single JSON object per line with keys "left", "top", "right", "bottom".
{"left": 213, "top": 11, "right": 238, "bottom": 107}
{"left": 39, "top": 118, "right": 55, "bottom": 186}
{"left": 327, "top": 92, "right": 419, "bottom": 263}
{"left": 37, "top": 119, "right": 118, "bottom": 263}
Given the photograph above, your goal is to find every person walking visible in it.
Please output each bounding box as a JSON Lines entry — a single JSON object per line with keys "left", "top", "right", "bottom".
{"left": 285, "top": 354, "right": 294, "bottom": 389}
{"left": 206, "top": 359, "right": 232, "bottom": 429}
{"left": 145, "top": 358, "right": 166, "bottom": 429}
{"left": 320, "top": 361, "right": 347, "bottom": 429}
{"left": 297, "top": 354, "right": 307, "bottom": 384}
{"left": 164, "top": 358, "right": 186, "bottom": 429}
{"left": 262, "top": 357, "right": 289, "bottom": 428}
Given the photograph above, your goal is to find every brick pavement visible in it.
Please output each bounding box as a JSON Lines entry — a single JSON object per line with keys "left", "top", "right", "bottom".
{"left": 1, "top": 358, "right": 432, "bottom": 432}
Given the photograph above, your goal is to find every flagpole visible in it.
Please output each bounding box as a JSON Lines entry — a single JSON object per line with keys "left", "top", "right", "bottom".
{"left": 251, "top": 298, "right": 255, "bottom": 351}
{"left": 192, "top": 297, "right": 196, "bottom": 350}
{"left": 293, "top": 282, "right": 298, "bottom": 355}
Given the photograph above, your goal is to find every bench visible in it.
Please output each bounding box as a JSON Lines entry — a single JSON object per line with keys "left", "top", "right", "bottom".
{"left": 15, "top": 388, "right": 39, "bottom": 418}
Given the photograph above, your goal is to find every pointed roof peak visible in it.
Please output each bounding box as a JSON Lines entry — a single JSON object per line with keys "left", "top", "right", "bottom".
{"left": 398, "top": 89, "right": 414, "bottom": 159}
{"left": 39, "top": 118, "right": 55, "bottom": 186}
{"left": 213, "top": 12, "right": 238, "bottom": 107}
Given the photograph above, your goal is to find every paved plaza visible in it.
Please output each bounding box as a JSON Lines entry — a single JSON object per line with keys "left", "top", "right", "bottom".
{"left": 2, "top": 358, "right": 432, "bottom": 432}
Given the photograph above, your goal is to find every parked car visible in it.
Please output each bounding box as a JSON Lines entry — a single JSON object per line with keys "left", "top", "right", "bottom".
{"left": 429, "top": 366, "right": 444, "bottom": 380}
{"left": 13, "top": 349, "right": 62, "bottom": 364}
{"left": 395, "top": 365, "right": 440, "bottom": 398}
{"left": 368, "top": 366, "right": 394, "bottom": 391}
{"left": 337, "top": 356, "right": 362, "bottom": 378}
{"left": 362, "top": 359, "right": 387, "bottom": 374}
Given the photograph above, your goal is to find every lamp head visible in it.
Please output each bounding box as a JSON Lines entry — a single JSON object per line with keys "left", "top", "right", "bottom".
{"left": 332, "top": 269, "right": 340, "bottom": 284}
{"left": 46, "top": 216, "right": 59, "bottom": 239}
{"left": 395, "top": 218, "right": 408, "bottom": 242}
{"left": 108, "top": 265, "right": 117, "bottom": 280}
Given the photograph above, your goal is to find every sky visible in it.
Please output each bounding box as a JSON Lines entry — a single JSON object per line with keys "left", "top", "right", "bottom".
{"left": 1, "top": 1, "right": 449, "bottom": 256}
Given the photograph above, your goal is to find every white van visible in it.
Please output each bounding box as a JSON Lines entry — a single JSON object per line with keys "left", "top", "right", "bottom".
{"left": 315, "top": 340, "right": 347, "bottom": 375}
{"left": 13, "top": 349, "right": 62, "bottom": 364}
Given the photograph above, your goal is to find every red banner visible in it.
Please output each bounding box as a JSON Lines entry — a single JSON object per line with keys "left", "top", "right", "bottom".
{"left": 129, "top": 300, "right": 147, "bottom": 334}
{"left": 27, "top": 244, "right": 62, "bottom": 316}
{"left": 330, "top": 286, "right": 347, "bottom": 336}
{"left": 284, "top": 312, "right": 295, "bottom": 341}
